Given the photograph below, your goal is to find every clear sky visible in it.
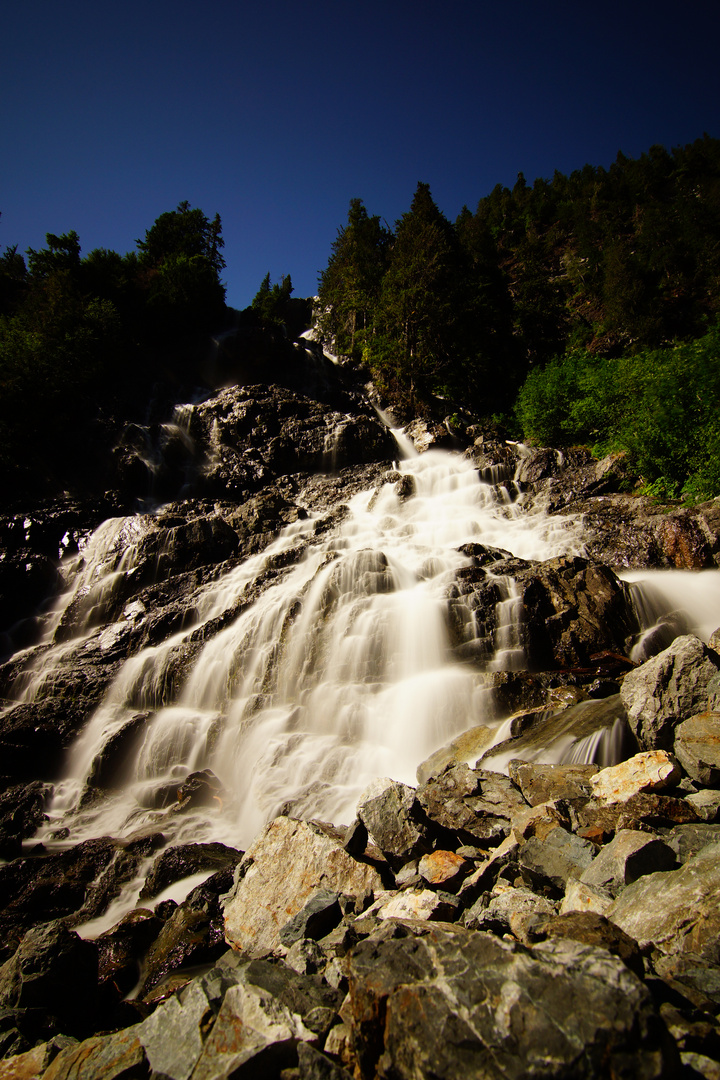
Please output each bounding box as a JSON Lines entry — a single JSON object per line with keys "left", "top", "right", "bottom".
{"left": 2, "top": 0, "right": 719, "bottom": 310}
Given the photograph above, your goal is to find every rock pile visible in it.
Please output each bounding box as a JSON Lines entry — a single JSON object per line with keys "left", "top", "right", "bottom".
{"left": 0, "top": 632, "right": 718, "bottom": 1077}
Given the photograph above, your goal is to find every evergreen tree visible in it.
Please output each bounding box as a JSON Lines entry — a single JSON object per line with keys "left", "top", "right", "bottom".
{"left": 373, "top": 183, "right": 465, "bottom": 407}
{"left": 317, "top": 198, "right": 390, "bottom": 359}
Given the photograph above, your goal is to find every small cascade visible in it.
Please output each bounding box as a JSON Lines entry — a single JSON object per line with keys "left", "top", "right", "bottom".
{"left": 8, "top": 517, "right": 146, "bottom": 704}
{"left": 621, "top": 568, "right": 720, "bottom": 660}
{"left": 489, "top": 576, "right": 525, "bottom": 671}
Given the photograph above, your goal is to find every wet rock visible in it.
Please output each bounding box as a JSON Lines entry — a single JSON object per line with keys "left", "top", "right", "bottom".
{"left": 345, "top": 923, "right": 677, "bottom": 1078}
{"left": 138, "top": 870, "right": 233, "bottom": 997}
{"left": 0, "top": 922, "right": 98, "bottom": 1041}
{"left": 415, "top": 724, "right": 494, "bottom": 785}
{"left": 139, "top": 841, "right": 242, "bottom": 900}
{"left": 0, "top": 837, "right": 154, "bottom": 962}
{"left": 223, "top": 817, "right": 386, "bottom": 958}
{"left": 620, "top": 635, "right": 720, "bottom": 751}
{"left": 590, "top": 750, "right": 682, "bottom": 803}
{"left": 482, "top": 695, "right": 635, "bottom": 773}
{"left": 95, "top": 908, "right": 164, "bottom": 999}
{"left": 673, "top": 713, "right": 720, "bottom": 787}
{"left": 0, "top": 782, "right": 51, "bottom": 860}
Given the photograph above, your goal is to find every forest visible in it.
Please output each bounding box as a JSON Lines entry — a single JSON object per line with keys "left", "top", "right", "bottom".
{"left": 2, "top": 134, "right": 720, "bottom": 503}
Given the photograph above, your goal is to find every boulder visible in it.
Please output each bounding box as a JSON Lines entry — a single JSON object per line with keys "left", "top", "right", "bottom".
{"left": 579, "top": 830, "right": 677, "bottom": 897}
{"left": 620, "top": 635, "right": 720, "bottom": 751}
{"left": 609, "top": 843, "right": 720, "bottom": 962}
{"left": 345, "top": 924, "right": 677, "bottom": 1078}
{"left": 673, "top": 712, "right": 720, "bottom": 787}
{"left": 356, "top": 778, "right": 429, "bottom": 864}
{"left": 508, "top": 761, "right": 598, "bottom": 807}
{"left": 416, "top": 764, "right": 528, "bottom": 847}
{"left": 41, "top": 1029, "right": 147, "bottom": 1080}
{"left": 513, "top": 826, "right": 596, "bottom": 897}
{"left": 138, "top": 841, "right": 242, "bottom": 900}
{"left": 589, "top": 751, "right": 682, "bottom": 803}
{"left": 223, "top": 817, "right": 386, "bottom": 957}
{"left": 0, "top": 922, "right": 98, "bottom": 1040}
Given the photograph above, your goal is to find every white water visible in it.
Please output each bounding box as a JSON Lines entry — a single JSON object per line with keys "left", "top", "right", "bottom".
{"left": 12, "top": 433, "right": 720, "bottom": 870}
{"left": 33, "top": 441, "right": 589, "bottom": 854}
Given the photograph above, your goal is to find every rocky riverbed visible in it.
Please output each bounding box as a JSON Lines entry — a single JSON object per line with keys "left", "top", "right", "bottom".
{"left": 1, "top": 345, "right": 720, "bottom": 1078}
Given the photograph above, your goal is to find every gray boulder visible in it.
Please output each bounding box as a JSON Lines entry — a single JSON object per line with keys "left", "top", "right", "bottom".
{"left": 620, "top": 635, "right": 720, "bottom": 751}
{"left": 673, "top": 712, "right": 720, "bottom": 786}
{"left": 356, "top": 777, "right": 429, "bottom": 863}
{"left": 609, "top": 843, "right": 720, "bottom": 962}
{"left": 345, "top": 924, "right": 677, "bottom": 1078}
{"left": 579, "top": 829, "right": 676, "bottom": 897}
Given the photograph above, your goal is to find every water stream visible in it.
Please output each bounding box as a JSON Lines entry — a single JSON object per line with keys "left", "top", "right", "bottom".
{"left": 7, "top": 429, "right": 720, "bottom": 876}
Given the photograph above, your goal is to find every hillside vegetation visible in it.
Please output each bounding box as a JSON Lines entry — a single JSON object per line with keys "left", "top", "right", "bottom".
{"left": 2, "top": 135, "right": 720, "bottom": 502}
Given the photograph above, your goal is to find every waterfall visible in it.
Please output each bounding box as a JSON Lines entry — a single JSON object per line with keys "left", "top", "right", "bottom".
{"left": 12, "top": 432, "right": 719, "bottom": 873}
{"left": 35, "top": 442, "right": 588, "bottom": 854}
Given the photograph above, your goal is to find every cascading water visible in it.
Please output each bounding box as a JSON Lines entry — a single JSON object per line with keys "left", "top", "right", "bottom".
{"left": 37, "top": 438, "right": 591, "bottom": 857}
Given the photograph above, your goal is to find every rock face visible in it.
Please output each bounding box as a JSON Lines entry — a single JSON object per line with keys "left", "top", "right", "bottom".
{"left": 3, "top": 351, "right": 720, "bottom": 1076}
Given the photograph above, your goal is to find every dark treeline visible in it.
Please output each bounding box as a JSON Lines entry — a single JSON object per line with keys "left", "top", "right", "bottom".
{"left": 316, "top": 134, "right": 720, "bottom": 499}
{"left": 0, "top": 202, "right": 230, "bottom": 498}
{"left": 3, "top": 135, "right": 720, "bottom": 503}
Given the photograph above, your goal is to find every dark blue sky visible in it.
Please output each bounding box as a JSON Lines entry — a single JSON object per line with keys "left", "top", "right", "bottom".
{"left": 2, "top": 0, "right": 719, "bottom": 309}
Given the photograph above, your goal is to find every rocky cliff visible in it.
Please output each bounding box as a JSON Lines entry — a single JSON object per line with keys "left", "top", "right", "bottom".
{"left": 0, "top": 341, "right": 719, "bottom": 1078}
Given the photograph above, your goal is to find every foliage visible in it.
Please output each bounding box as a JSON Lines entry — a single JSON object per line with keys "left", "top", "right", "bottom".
{"left": 515, "top": 323, "right": 720, "bottom": 501}
{"left": 0, "top": 202, "right": 228, "bottom": 498}
{"left": 251, "top": 272, "right": 294, "bottom": 328}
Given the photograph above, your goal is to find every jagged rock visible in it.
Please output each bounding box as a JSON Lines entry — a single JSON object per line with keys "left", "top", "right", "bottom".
{"left": 609, "top": 843, "right": 720, "bottom": 962}
{"left": 685, "top": 788, "right": 720, "bottom": 822}
{"left": 417, "top": 850, "right": 470, "bottom": 889}
{"left": 662, "top": 823, "right": 720, "bottom": 864}
{"left": 508, "top": 760, "right": 598, "bottom": 806}
{"left": 138, "top": 869, "right": 234, "bottom": 997}
{"left": 620, "top": 635, "right": 720, "bottom": 751}
{"left": 579, "top": 829, "right": 677, "bottom": 897}
{"left": 138, "top": 841, "right": 242, "bottom": 900}
{"left": 0, "top": 782, "right": 51, "bottom": 861}
{"left": 0, "top": 922, "right": 98, "bottom": 1041}
{"left": 464, "top": 884, "right": 557, "bottom": 941}
{"left": 356, "top": 778, "right": 429, "bottom": 863}
{"left": 560, "top": 879, "right": 614, "bottom": 918}
{"left": 673, "top": 712, "right": 720, "bottom": 787}
{"left": 539, "top": 911, "right": 646, "bottom": 980}
{"left": 41, "top": 1029, "right": 147, "bottom": 1080}
{"left": 95, "top": 908, "right": 163, "bottom": 999}
{"left": 576, "top": 790, "right": 701, "bottom": 834}
{"left": 279, "top": 889, "right": 342, "bottom": 946}
{"left": 590, "top": 750, "right": 682, "bottom": 803}
{"left": 416, "top": 764, "right": 528, "bottom": 846}
{"left": 366, "top": 889, "right": 461, "bottom": 923}
{"left": 297, "top": 1041, "right": 354, "bottom": 1080}
{"left": 513, "top": 825, "right": 596, "bottom": 897}
{"left": 223, "top": 818, "right": 386, "bottom": 957}
{"left": 344, "top": 923, "right": 677, "bottom": 1078}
